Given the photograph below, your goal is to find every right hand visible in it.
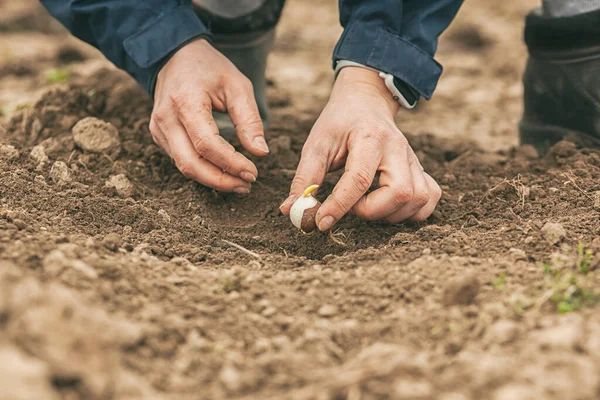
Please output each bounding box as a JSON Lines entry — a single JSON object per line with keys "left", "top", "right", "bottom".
{"left": 150, "top": 38, "right": 270, "bottom": 193}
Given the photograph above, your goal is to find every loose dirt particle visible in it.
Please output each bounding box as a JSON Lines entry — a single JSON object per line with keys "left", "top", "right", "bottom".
{"left": 443, "top": 273, "right": 480, "bottom": 306}
{"left": 0, "top": 144, "right": 19, "bottom": 160}
{"left": 102, "top": 233, "right": 121, "bottom": 252}
{"left": 49, "top": 161, "right": 72, "bottom": 184}
{"left": 541, "top": 222, "right": 566, "bottom": 245}
{"left": 29, "top": 144, "right": 48, "bottom": 167}
{"left": 318, "top": 304, "right": 338, "bottom": 317}
{"left": 72, "top": 117, "right": 121, "bottom": 154}
{"left": 268, "top": 135, "right": 291, "bottom": 154}
{"left": 484, "top": 320, "right": 519, "bottom": 345}
{"left": 105, "top": 174, "right": 133, "bottom": 197}
{"left": 0, "top": 346, "right": 57, "bottom": 400}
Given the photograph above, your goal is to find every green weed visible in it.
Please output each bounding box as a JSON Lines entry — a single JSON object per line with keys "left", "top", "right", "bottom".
{"left": 491, "top": 273, "right": 506, "bottom": 290}
{"left": 220, "top": 275, "right": 242, "bottom": 293}
{"left": 45, "top": 69, "right": 70, "bottom": 84}
{"left": 577, "top": 242, "right": 593, "bottom": 274}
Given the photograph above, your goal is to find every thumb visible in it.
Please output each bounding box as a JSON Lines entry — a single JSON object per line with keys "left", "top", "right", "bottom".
{"left": 280, "top": 142, "right": 329, "bottom": 215}
{"left": 225, "top": 78, "right": 270, "bottom": 156}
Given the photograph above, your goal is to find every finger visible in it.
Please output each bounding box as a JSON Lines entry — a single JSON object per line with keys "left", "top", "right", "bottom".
{"left": 407, "top": 173, "right": 442, "bottom": 222}
{"left": 175, "top": 96, "right": 259, "bottom": 183}
{"left": 351, "top": 143, "right": 413, "bottom": 221}
{"left": 163, "top": 117, "right": 252, "bottom": 193}
{"left": 315, "top": 137, "right": 383, "bottom": 231}
{"left": 149, "top": 119, "right": 171, "bottom": 155}
{"left": 382, "top": 157, "right": 430, "bottom": 224}
{"left": 279, "top": 140, "right": 330, "bottom": 215}
{"left": 225, "top": 79, "right": 270, "bottom": 156}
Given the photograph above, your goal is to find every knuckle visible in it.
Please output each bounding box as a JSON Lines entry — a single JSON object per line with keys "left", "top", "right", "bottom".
{"left": 413, "top": 191, "right": 430, "bottom": 208}
{"left": 169, "top": 93, "right": 190, "bottom": 111}
{"left": 391, "top": 186, "right": 414, "bottom": 207}
{"left": 352, "top": 169, "right": 373, "bottom": 193}
{"left": 151, "top": 110, "right": 167, "bottom": 127}
{"left": 191, "top": 135, "right": 208, "bottom": 155}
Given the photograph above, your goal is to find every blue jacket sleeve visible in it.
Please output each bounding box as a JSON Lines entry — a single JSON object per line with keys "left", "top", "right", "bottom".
{"left": 334, "top": 0, "right": 464, "bottom": 100}
{"left": 40, "top": 0, "right": 211, "bottom": 96}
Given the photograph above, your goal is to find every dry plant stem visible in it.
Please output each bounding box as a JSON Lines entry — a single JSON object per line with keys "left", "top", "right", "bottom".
{"left": 221, "top": 239, "right": 262, "bottom": 259}
{"left": 563, "top": 170, "right": 594, "bottom": 201}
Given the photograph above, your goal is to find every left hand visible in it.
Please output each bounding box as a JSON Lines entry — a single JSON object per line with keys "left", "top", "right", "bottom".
{"left": 279, "top": 67, "right": 441, "bottom": 231}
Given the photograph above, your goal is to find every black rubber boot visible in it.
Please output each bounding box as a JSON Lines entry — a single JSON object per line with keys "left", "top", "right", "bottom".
{"left": 193, "top": 0, "right": 285, "bottom": 135}
{"left": 520, "top": 8, "right": 600, "bottom": 155}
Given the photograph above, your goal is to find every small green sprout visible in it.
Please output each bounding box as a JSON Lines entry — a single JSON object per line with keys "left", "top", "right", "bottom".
{"left": 45, "top": 69, "right": 70, "bottom": 84}
{"left": 220, "top": 276, "right": 242, "bottom": 293}
{"left": 576, "top": 242, "right": 593, "bottom": 274}
{"left": 491, "top": 273, "right": 506, "bottom": 290}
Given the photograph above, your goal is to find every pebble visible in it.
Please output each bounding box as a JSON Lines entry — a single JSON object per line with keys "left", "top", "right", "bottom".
{"left": 443, "top": 273, "right": 480, "bottom": 306}
{"left": 0, "top": 144, "right": 19, "bottom": 160}
{"left": 102, "top": 233, "right": 121, "bottom": 252}
{"left": 540, "top": 222, "right": 566, "bottom": 245}
{"left": 219, "top": 365, "right": 242, "bottom": 392}
{"left": 105, "top": 174, "right": 133, "bottom": 197}
{"left": 262, "top": 306, "right": 277, "bottom": 317}
{"left": 72, "top": 117, "right": 121, "bottom": 154}
{"left": 30, "top": 145, "right": 48, "bottom": 168}
{"left": 317, "top": 304, "right": 338, "bottom": 317}
{"left": 49, "top": 161, "right": 72, "bottom": 184}
{"left": 157, "top": 209, "right": 171, "bottom": 224}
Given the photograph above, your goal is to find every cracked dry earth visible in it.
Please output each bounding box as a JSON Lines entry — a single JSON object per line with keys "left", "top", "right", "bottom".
{"left": 1, "top": 0, "right": 600, "bottom": 399}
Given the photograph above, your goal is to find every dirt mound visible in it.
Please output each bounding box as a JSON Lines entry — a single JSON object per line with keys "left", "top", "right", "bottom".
{"left": 1, "top": 0, "right": 599, "bottom": 399}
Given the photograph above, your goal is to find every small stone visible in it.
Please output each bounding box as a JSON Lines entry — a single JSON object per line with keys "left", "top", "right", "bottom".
{"left": 102, "top": 233, "right": 121, "bottom": 251}
{"left": 12, "top": 219, "right": 27, "bottom": 230}
{"left": 157, "top": 209, "right": 171, "bottom": 224}
{"left": 30, "top": 145, "right": 48, "bottom": 167}
{"left": 49, "top": 161, "right": 72, "bottom": 184}
{"left": 541, "top": 222, "right": 566, "bottom": 245}
{"left": 443, "top": 273, "right": 480, "bottom": 306}
{"left": 268, "top": 135, "right": 291, "bottom": 154}
{"left": 262, "top": 306, "right": 277, "bottom": 317}
{"left": 317, "top": 304, "right": 338, "bottom": 317}
{"left": 219, "top": 365, "right": 242, "bottom": 393}
{"left": 34, "top": 175, "right": 46, "bottom": 185}
{"left": 0, "top": 144, "right": 19, "bottom": 160}
{"left": 72, "top": 117, "right": 121, "bottom": 154}
{"left": 105, "top": 174, "right": 133, "bottom": 197}
{"left": 508, "top": 248, "right": 527, "bottom": 261}
{"left": 484, "top": 320, "right": 519, "bottom": 345}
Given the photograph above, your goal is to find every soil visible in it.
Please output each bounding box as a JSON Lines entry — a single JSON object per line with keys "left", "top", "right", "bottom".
{"left": 1, "top": 1, "right": 600, "bottom": 399}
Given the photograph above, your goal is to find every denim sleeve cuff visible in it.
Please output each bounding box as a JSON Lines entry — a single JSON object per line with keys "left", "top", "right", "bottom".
{"left": 123, "top": 5, "right": 211, "bottom": 96}
{"left": 332, "top": 24, "right": 442, "bottom": 100}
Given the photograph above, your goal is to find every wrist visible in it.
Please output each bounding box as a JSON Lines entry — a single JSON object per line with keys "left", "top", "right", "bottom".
{"left": 333, "top": 67, "right": 400, "bottom": 116}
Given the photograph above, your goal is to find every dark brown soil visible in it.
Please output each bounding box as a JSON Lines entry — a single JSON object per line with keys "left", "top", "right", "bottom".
{"left": 1, "top": 1, "right": 600, "bottom": 399}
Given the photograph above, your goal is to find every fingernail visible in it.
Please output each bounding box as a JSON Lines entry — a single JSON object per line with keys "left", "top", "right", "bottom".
{"left": 254, "top": 137, "right": 270, "bottom": 153}
{"left": 279, "top": 194, "right": 295, "bottom": 210}
{"left": 318, "top": 216, "right": 335, "bottom": 231}
{"left": 239, "top": 171, "right": 256, "bottom": 183}
{"left": 234, "top": 186, "right": 251, "bottom": 194}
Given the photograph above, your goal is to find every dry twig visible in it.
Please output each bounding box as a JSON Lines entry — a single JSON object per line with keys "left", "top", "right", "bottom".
{"left": 222, "top": 239, "right": 262, "bottom": 259}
